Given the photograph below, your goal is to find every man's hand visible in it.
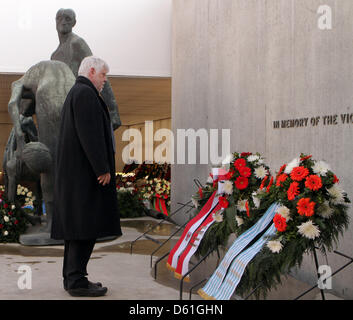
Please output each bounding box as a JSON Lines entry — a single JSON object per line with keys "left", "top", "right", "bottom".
{"left": 97, "top": 172, "right": 111, "bottom": 186}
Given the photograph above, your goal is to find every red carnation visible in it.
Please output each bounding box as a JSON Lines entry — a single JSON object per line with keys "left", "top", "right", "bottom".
{"left": 241, "top": 152, "right": 252, "bottom": 157}
{"left": 0, "top": 224, "right": 3, "bottom": 229}
{"left": 219, "top": 196, "right": 229, "bottom": 208}
{"left": 333, "top": 175, "right": 340, "bottom": 184}
{"left": 305, "top": 175, "right": 323, "bottom": 191}
{"left": 297, "top": 198, "right": 316, "bottom": 217}
{"left": 276, "top": 173, "right": 288, "bottom": 187}
{"left": 234, "top": 158, "right": 246, "bottom": 170}
{"left": 290, "top": 166, "right": 309, "bottom": 181}
{"left": 3, "top": 203, "right": 8, "bottom": 209}
{"left": 287, "top": 181, "right": 300, "bottom": 200}
{"left": 14, "top": 220, "right": 19, "bottom": 225}
{"left": 273, "top": 214, "right": 287, "bottom": 232}
{"left": 235, "top": 176, "right": 249, "bottom": 190}
{"left": 239, "top": 167, "right": 251, "bottom": 178}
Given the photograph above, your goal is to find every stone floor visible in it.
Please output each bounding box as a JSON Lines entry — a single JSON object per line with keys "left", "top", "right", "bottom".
{"left": 0, "top": 216, "right": 343, "bottom": 300}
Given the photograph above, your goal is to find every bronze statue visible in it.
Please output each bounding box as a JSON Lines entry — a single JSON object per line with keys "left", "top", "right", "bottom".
{"left": 51, "top": 8, "right": 121, "bottom": 130}
{"left": 7, "top": 60, "right": 75, "bottom": 244}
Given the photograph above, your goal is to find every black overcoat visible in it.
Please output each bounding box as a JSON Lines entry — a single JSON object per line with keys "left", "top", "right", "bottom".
{"left": 51, "top": 76, "right": 122, "bottom": 240}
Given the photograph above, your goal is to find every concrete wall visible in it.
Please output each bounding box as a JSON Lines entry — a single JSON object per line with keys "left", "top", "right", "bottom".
{"left": 172, "top": 0, "right": 353, "bottom": 299}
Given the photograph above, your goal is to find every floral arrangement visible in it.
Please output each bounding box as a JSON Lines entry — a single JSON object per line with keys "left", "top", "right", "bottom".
{"left": 138, "top": 178, "right": 171, "bottom": 216}
{"left": 192, "top": 152, "right": 272, "bottom": 257}
{"left": 126, "top": 161, "right": 171, "bottom": 181}
{"left": 235, "top": 154, "right": 350, "bottom": 298}
{"left": 0, "top": 185, "right": 35, "bottom": 243}
{"left": 116, "top": 181, "right": 145, "bottom": 218}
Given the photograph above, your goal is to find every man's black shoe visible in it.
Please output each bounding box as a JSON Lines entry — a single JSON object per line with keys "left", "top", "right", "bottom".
{"left": 67, "top": 284, "right": 108, "bottom": 297}
{"left": 64, "top": 280, "right": 102, "bottom": 291}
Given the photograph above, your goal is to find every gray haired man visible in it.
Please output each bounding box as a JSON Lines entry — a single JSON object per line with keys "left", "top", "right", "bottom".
{"left": 51, "top": 56, "right": 122, "bottom": 297}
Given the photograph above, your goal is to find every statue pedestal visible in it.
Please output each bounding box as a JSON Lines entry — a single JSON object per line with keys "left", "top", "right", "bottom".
{"left": 19, "top": 223, "right": 119, "bottom": 246}
{"left": 19, "top": 224, "right": 63, "bottom": 246}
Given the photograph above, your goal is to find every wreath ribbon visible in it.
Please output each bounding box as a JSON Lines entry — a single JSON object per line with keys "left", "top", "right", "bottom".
{"left": 198, "top": 202, "right": 279, "bottom": 300}
{"left": 174, "top": 205, "right": 223, "bottom": 281}
{"left": 166, "top": 191, "right": 218, "bottom": 271}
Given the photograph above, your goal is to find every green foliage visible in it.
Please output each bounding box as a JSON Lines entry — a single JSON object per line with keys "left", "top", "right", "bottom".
{"left": 117, "top": 189, "right": 145, "bottom": 218}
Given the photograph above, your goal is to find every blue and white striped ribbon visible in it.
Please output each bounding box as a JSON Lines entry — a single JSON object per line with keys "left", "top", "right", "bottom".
{"left": 198, "top": 202, "right": 279, "bottom": 299}
{"left": 213, "top": 223, "right": 276, "bottom": 300}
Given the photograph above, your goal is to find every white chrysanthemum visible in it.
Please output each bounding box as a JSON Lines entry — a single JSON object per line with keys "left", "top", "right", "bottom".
{"left": 3, "top": 231, "right": 8, "bottom": 236}
{"left": 313, "top": 161, "right": 331, "bottom": 176}
{"left": 247, "top": 155, "right": 260, "bottom": 162}
{"left": 127, "top": 187, "right": 135, "bottom": 194}
{"left": 327, "top": 184, "right": 345, "bottom": 204}
{"left": 235, "top": 215, "right": 244, "bottom": 226}
{"left": 236, "top": 199, "right": 247, "bottom": 212}
{"left": 317, "top": 201, "right": 334, "bottom": 219}
{"left": 252, "top": 192, "right": 261, "bottom": 209}
{"left": 222, "top": 154, "right": 233, "bottom": 165}
{"left": 267, "top": 240, "right": 283, "bottom": 253}
{"left": 277, "top": 205, "right": 291, "bottom": 221}
{"left": 212, "top": 211, "right": 223, "bottom": 223}
{"left": 297, "top": 221, "right": 320, "bottom": 240}
{"left": 223, "top": 181, "right": 233, "bottom": 195}
{"left": 4, "top": 216, "right": 9, "bottom": 223}
{"left": 191, "top": 197, "right": 199, "bottom": 208}
{"left": 254, "top": 166, "right": 267, "bottom": 179}
{"left": 206, "top": 176, "right": 213, "bottom": 184}
{"left": 284, "top": 157, "right": 301, "bottom": 174}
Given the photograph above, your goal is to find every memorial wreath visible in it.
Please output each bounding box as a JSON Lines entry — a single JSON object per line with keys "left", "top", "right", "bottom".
{"left": 198, "top": 154, "right": 350, "bottom": 299}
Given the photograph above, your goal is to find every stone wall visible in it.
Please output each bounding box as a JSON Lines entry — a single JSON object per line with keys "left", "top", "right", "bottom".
{"left": 172, "top": 0, "right": 353, "bottom": 299}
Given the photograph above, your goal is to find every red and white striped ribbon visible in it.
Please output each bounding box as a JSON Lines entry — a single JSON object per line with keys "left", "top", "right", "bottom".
{"left": 174, "top": 205, "right": 223, "bottom": 281}
{"left": 166, "top": 191, "right": 218, "bottom": 271}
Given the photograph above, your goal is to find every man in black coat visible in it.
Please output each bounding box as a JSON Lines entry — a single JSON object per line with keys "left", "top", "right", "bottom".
{"left": 51, "top": 56, "right": 122, "bottom": 297}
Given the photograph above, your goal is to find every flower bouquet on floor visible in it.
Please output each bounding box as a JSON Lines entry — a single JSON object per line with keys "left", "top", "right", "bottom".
{"left": 138, "top": 178, "right": 171, "bottom": 217}
{"left": 234, "top": 154, "right": 350, "bottom": 299}
{"left": 0, "top": 185, "right": 32, "bottom": 243}
{"left": 191, "top": 152, "right": 273, "bottom": 257}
